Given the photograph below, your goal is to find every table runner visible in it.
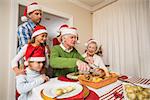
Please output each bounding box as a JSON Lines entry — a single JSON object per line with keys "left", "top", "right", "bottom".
{"left": 125, "top": 77, "right": 150, "bottom": 85}
{"left": 99, "top": 84, "right": 123, "bottom": 100}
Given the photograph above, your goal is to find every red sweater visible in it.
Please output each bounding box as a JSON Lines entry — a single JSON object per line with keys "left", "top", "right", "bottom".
{"left": 53, "top": 38, "right": 60, "bottom": 46}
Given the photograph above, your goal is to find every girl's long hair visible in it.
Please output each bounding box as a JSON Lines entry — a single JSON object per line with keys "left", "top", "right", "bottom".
{"left": 29, "top": 37, "right": 46, "bottom": 46}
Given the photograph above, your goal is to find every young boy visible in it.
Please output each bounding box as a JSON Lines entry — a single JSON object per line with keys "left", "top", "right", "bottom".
{"left": 16, "top": 48, "right": 49, "bottom": 100}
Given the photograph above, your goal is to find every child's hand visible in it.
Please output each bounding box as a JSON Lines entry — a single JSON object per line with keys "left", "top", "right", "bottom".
{"left": 13, "top": 67, "right": 25, "bottom": 76}
{"left": 42, "top": 74, "right": 49, "bottom": 82}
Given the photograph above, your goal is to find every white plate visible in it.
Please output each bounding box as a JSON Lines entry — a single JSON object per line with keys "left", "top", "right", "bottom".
{"left": 43, "top": 82, "right": 83, "bottom": 99}
{"left": 66, "top": 72, "right": 79, "bottom": 80}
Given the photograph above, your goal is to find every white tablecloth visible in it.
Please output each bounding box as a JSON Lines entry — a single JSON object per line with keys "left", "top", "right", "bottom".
{"left": 27, "top": 77, "right": 123, "bottom": 100}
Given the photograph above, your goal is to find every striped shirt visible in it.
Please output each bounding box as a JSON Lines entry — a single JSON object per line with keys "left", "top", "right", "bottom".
{"left": 17, "top": 20, "right": 36, "bottom": 51}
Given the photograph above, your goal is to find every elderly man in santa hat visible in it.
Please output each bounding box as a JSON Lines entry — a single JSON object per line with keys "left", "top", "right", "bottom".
{"left": 17, "top": 2, "right": 42, "bottom": 51}
{"left": 50, "top": 26, "right": 90, "bottom": 77}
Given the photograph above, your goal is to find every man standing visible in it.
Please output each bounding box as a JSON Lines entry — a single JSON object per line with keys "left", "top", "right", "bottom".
{"left": 50, "top": 26, "right": 90, "bottom": 77}
{"left": 14, "top": 2, "right": 43, "bottom": 75}
{"left": 17, "top": 2, "right": 42, "bottom": 51}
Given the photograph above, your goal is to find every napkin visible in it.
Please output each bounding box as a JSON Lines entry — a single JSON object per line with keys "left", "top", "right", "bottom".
{"left": 63, "top": 89, "right": 99, "bottom": 100}
{"left": 58, "top": 75, "right": 78, "bottom": 82}
{"left": 85, "top": 90, "right": 99, "bottom": 100}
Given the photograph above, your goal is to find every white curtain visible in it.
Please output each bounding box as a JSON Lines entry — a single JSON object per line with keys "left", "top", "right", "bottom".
{"left": 93, "top": 0, "right": 150, "bottom": 78}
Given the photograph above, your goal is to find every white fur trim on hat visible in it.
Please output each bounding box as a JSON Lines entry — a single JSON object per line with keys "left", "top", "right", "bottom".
{"left": 29, "top": 57, "right": 45, "bottom": 61}
{"left": 32, "top": 29, "right": 48, "bottom": 38}
{"left": 85, "top": 39, "right": 97, "bottom": 47}
{"left": 27, "top": 5, "right": 41, "bottom": 14}
{"left": 61, "top": 28, "right": 77, "bottom": 36}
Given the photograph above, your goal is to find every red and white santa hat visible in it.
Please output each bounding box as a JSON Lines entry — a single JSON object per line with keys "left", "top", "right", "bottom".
{"left": 58, "top": 24, "right": 69, "bottom": 33}
{"left": 24, "top": 46, "right": 45, "bottom": 66}
{"left": 61, "top": 27, "right": 78, "bottom": 36}
{"left": 85, "top": 39, "right": 99, "bottom": 50}
{"left": 61, "top": 26, "right": 80, "bottom": 43}
{"left": 32, "top": 25, "right": 48, "bottom": 38}
{"left": 21, "top": 2, "right": 42, "bottom": 22}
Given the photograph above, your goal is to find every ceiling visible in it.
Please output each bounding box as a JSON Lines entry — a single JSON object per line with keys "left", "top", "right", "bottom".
{"left": 68, "top": 0, "right": 118, "bottom": 12}
{"left": 77, "top": 0, "right": 105, "bottom": 7}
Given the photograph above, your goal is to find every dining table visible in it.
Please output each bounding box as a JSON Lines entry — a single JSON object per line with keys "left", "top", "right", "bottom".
{"left": 27, "top": 76, "right": 150, "bottom": 100}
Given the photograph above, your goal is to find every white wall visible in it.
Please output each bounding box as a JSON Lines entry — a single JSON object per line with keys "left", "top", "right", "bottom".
{"left": 0, "top": 0, "right": 10, "bottom": 100}
{"left": 93, "top": 0, "right": 150, "bottom": 77}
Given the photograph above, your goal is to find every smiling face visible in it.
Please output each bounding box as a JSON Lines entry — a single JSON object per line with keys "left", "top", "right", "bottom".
{"left": 86, "top": 42, "right": 97, "bottom": 56}
{"left": 28, "top": 10, "right": 42, "bottom": 24}
{"left": 35, "top": 33, "right": 47, "bottom": 44}
{"left": 63, "top": 34, "right": 77, "bottom": 48}
{"left": 28, "top": 61, "right": 45, "bottom": 72}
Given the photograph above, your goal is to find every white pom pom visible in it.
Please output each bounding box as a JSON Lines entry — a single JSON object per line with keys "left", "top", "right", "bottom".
{"left": 21, "top": 16, "right": 28, "bottom": 22}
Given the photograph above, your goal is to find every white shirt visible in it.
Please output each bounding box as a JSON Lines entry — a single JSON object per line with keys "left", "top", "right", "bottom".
{"left": 16, "top": 67, "right": 45, "bottom": 100}
{"left": 60, "top": 43, "right": 73, "bottom": 53}
{"left": 82, "top": 53, "right": 105, "bottom": 68}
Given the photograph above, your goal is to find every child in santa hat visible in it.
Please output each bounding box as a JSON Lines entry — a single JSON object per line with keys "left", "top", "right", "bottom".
{"left": 12, "top": 25, "right": 49, "bottom": 76}
{"left": 83, "top": 39, "right": 110, "bottom": 76}
{"left": 16, "top": 46, "right": 49, "bottom": 100}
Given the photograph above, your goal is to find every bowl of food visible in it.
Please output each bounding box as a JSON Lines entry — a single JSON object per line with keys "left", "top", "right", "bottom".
{"left": 123, "top": 83, "right": 150, "bottom": 100}
{"left": 78, "top": 72, "right": 118, "bottom": 89}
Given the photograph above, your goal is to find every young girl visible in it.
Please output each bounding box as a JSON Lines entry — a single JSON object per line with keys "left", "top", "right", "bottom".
{"left": 11, "top": 25, "right": 49, "bottom": 76}
{"left": 83, "top": 39, "right": 110, "bottom": 76}
{"left": 16, "top": 49, "right": 49, "bottom": 100}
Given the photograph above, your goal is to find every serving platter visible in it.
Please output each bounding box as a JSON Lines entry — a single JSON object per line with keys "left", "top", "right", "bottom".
{"left": 123, "top": 82, "right": 150, "bottom": 100}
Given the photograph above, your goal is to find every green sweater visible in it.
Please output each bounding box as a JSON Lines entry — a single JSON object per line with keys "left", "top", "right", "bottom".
{"left": 50, "top": 45, "right": 84, "bottom": 77}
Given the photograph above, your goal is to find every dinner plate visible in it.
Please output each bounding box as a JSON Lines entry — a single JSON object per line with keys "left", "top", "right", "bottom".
{"left": 66, "top": 72, "right": 80, "bottom": 80}
{"left": 43, "top": 82, "right": 83, "bottom": 99}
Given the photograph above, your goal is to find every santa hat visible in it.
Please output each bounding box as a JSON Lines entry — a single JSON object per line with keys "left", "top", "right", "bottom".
{"left": 32, "top": 25, "right": 48, "bottom": 38}
{"left": 24, "top": 46, "right": 45, "bottom": 66}
{"left": 58, "top": 24, "right": 69, "bottom": 33}
{"left": 21, "top": 2, "right": 42, "bottom": 22}
{"left": 61, "top": 27, "right": 78, "bottom": 36}
{"left": 61, "top": 27, "right": 80, "bottom": 43}
{"left": 85, "top": 39, "right": 99, "bottom": 51}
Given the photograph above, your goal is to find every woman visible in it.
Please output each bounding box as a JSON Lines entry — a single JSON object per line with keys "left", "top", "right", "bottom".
{"left": 83, "top": 39, "right": 110, "bottom": 76}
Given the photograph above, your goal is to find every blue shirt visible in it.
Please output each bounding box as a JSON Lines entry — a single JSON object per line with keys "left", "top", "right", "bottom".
{"left": 17, "top": 20, "right": 36, "bottom": 51}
